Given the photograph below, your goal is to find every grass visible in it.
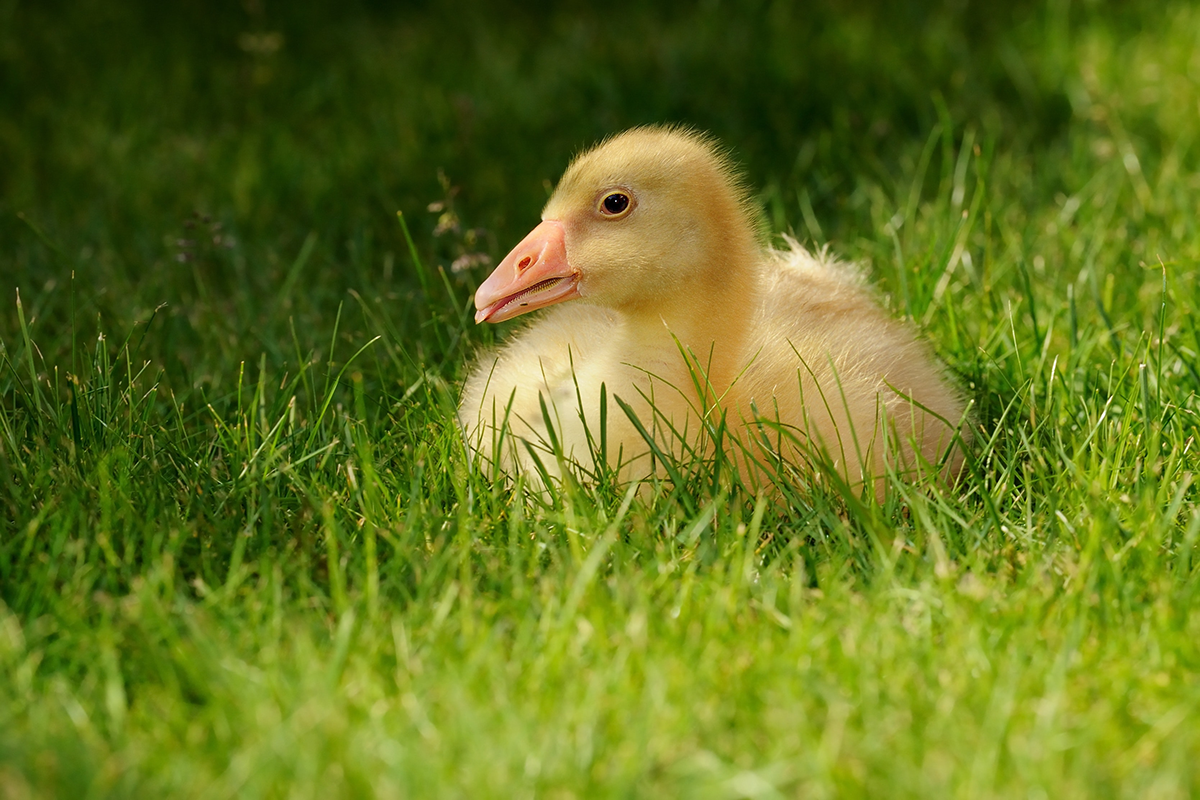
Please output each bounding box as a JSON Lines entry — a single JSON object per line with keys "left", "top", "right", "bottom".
{"left": 2, "top": 0, "right": 1199, "bottom": 796}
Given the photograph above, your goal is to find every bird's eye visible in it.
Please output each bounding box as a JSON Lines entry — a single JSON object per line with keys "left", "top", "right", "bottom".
{"left": 600, "top": 192, "right": 631, "bottom": 216}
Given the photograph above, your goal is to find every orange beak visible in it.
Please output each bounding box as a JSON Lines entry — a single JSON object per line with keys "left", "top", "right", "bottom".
{"left": 474, "top": 220, "right": 581, "bottom": 324}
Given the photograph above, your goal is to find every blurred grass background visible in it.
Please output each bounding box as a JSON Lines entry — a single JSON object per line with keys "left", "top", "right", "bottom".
{"left": 2, "top": 0, "right": 1200, "bottom": 797}
{"left": 2, "top": 0, "right": 1193, "bottom": 394}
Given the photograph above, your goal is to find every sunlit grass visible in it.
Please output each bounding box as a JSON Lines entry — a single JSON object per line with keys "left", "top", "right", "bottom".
{"left": 2, "top": 1, "right": 1199, "bottom": 797}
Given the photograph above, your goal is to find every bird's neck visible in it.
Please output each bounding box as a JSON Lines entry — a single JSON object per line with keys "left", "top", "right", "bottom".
{"left": 622, "top": 246, "right": 761, "bottom": 398}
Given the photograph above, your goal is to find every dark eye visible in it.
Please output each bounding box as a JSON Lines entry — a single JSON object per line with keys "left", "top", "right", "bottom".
{"left": 601, "top": 192, "right": 630, "bottom": 216}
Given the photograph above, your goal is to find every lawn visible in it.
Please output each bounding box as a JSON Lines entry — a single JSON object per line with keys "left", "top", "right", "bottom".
{"left": 2, "top": 1, "right": 1199, "bottom": 796}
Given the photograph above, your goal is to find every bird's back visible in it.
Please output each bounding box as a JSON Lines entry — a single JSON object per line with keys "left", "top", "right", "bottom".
{"left": 731, "top": 244, "right": 969, "bottom": 489}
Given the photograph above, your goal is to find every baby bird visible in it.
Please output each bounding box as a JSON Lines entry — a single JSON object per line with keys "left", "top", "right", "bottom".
{"left": 459, "top": 126, "right": 969, "bottom": 494}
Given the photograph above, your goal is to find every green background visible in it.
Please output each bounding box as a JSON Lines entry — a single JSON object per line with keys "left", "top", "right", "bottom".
{"left": 2, "top": 1, "right": 1199, "bottom": 797}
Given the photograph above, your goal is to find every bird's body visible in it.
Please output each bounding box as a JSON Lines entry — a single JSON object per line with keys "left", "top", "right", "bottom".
{"left": 459, "top": 127, "right": 969, "bottom": 492}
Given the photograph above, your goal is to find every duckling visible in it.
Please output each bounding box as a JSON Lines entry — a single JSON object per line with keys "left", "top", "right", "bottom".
{"left": 459, "top": 126, "right": 969, "bottom": 493}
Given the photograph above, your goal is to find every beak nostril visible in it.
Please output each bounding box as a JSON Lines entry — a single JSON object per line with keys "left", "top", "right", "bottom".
{"left": 518, "top": 256, "right": 533, "bottom": 271}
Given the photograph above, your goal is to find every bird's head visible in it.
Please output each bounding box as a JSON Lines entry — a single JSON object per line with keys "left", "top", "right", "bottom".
{"left": 474, "top": 126, "right": 763, "bottom": 324}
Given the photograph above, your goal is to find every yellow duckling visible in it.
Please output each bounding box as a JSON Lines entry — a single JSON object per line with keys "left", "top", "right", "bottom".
{"left": 460, "top": 126, "right": 969, "bottom": 493}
